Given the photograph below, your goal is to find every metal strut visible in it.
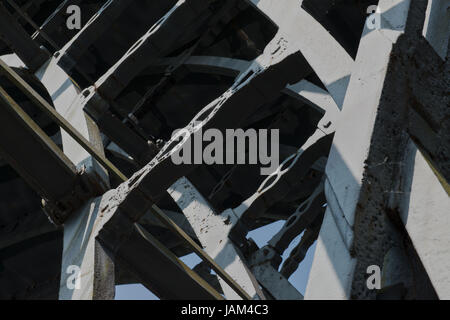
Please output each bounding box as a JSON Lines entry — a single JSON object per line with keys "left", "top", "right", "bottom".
{"left": 0, "top": 59, "right": 250, "bottom": 300}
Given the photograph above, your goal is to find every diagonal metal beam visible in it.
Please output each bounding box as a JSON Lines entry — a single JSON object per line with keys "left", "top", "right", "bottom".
{"left": 0, "top": 59, "right": 127, "bottom": 182}
{"left": 0, "top": 2, "right": 48, "bottom": 71}
{"left": 0, "top": 85, "right": 82, "bottom": 223}
{"left": 14, "top": 55, "right": 253, "bottom": 298}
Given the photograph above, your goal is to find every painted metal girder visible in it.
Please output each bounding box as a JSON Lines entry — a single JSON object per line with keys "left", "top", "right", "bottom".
{"left": 307, "top": 0, "right": 449, "bottom": 299}
{"left": 0, "top": 84, "right": 85, "bottom": 224}
{"left": 168, "top": 177, "right": 264, "bottom": 300}
{"left": 246, "top": 0, "right": 354, "bottom": 108}
{"left": 0, "top": 3, "right": 48, "bottom": 71}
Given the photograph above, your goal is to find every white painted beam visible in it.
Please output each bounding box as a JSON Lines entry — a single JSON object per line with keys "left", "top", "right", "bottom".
{"left": 248, "top": 0, "right": 354, "bottom": 108}
{"left": 168, "top": 177, "right": 263, "bottom": 300}
{"left": 307, "top": 0, "right": 414, "bottom": 299}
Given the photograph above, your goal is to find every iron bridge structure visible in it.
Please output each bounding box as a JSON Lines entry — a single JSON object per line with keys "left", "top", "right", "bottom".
{"left": 0, "top": 0, "right": 448, "bottom": 300}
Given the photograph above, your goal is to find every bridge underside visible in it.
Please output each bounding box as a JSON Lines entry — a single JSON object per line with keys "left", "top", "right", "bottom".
{"left": 0, "top": 0, "right": 448, "bottom": 300}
